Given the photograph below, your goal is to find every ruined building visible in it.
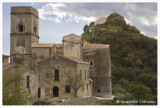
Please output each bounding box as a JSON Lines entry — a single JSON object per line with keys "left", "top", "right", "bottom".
{"left": 5, "top": 6, "right": 112, "bottom": 103}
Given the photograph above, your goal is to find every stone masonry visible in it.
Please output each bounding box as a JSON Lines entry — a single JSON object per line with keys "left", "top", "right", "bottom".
{"left": 3, "top": 6, "right": 112, "bottom": 104}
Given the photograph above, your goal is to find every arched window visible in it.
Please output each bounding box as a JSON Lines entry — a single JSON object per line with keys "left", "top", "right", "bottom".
{"left": 19, "top": 25, "right": 23, "bottom": 32}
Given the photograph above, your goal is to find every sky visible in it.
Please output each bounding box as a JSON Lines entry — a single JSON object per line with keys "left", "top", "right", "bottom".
{"left": 2, "top": 2, "right": 157, "bottom": 55}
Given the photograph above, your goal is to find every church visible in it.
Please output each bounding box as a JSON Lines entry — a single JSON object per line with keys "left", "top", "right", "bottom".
{"left": 3, "top": 6, "right": 112, "bottom": 104}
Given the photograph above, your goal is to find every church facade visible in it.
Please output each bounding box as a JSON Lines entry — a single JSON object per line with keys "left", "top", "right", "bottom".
{"left": 6, "top": 6, "right": 112, "bottom": 103}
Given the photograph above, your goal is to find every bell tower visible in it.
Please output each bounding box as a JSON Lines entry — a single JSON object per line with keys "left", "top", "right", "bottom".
{"left": 10, "top": 6, "right": 39, "bottom": 68}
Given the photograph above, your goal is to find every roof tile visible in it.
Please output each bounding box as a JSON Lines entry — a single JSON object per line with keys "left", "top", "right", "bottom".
{"left": 55, "top": 44, "right": 62, "bottom": 48}
{"left": 32, "top": 43, "right": 53, "bottom": 48}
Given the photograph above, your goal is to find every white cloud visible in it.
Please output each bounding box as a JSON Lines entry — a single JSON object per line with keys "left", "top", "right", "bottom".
{"left": 38, "top": 3, "right": 66, "bottom": 21}
{"left": 38, "top": 3, "right": 157, "bottom": 38}
{"left": 29, "top": 2, "right": 40, "bottom": 6}
{"left": 38, "top": 3, "right": 96, "bottom": 23}
{"left": 54, "top": 17, "right": 61, "bottom": 23}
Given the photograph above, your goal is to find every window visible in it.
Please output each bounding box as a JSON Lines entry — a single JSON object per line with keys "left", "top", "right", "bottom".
{"left": 65, "top": 85, "right": 70, "bottom": 93}
{"left": 97, "top": 89, "right": 101, "bottom": 93}
{"left": 90, "top": 61, "right": 94, "bottom": 66}
{"left": 19, "top": 25, "right": 23, "bottom": 32}
{"left": 26, "top": 76, "right": 30, "bottom": 88}
{"left": 85, "top": 70, "right": 86, "bottom": 80}
{"left": 87, "top": 83, "right": 88, "bottom": 90}
{"left": 38, "top": 88, "right": 41, "bottom": 98}
{"left": 34, "top": 27, "right": 37, "bottom": 35}
{"left": 39, "top": 75, "right": 40, "bottom": 82}
{"left": 54, "top": 69, "right": 59, "bottom": 81}
{"left": 80, "top": 69, "right": 82, "bottom": 80}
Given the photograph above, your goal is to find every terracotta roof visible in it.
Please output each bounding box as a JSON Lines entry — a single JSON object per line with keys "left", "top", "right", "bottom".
{"left": 2, "top": 54, "right": 9, "bottom": 57}
{"left": 57, "top": 54, "right": 89, "bottom": 65}
{"left": 32, "top": 43, "right": 53, "bottom": 48}
{"left": 70, "top": 58, "right": 89, "bottom": 65}
{"left": 84, "top": 44, "right": 109, "bottom": 49}
{"left": 55, "top": 44, "right": 62, "bottom": 48}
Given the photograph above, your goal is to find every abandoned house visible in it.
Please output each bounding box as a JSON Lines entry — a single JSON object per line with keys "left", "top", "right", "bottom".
{"left": 3, "top": 6, "right": 112, "bottom": 104}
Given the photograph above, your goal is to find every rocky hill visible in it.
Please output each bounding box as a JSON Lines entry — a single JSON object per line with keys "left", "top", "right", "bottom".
{"left": 81, "top": 13, "right": 157, "bottom": 105}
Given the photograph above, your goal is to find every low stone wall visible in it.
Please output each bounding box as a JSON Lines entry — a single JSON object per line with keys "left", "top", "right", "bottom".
{"left": 58, "top": 96, "right": 113, "bottom": 105}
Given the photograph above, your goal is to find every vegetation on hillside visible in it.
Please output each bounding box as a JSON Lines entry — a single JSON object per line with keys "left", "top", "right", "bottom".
{"left": 82, "top": 13, "right": 157, "bottom": 105}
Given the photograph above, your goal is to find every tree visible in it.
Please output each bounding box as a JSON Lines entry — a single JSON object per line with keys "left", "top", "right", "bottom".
{"left": 64, "top": 68, "right": 83, "bottom": 99}
{"left": 3, "top": 67, "right": 31, "bottom": 105}
{"left": 128, "top": 84, "right": 154, "bottom": 103}
{"left": 138, "top": 73, "right": 157, "bottom": 95}
{"left": 118, "top": 78, "right": 129, "bottom": 88}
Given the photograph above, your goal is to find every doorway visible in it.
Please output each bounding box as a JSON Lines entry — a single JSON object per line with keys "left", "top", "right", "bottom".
{"left": 53, "top": 86, "right": 59, "bottom": 97}
{"left": 38, "top": 88, "right": 41, "bottom": 98}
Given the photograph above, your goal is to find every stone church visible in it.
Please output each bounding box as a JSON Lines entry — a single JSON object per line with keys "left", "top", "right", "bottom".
{"left": 4, "top": 6, "right": 112, "bottom": 104}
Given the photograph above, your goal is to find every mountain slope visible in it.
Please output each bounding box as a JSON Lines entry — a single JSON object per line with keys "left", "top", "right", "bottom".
{"left": 81, "top": 13, "right": 157, "bottom": 105}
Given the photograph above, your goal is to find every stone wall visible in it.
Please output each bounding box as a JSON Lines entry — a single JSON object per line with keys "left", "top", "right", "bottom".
{"left": 63, "top": 34, "right": 83, "bottom": 60}
{"left": 58, "top": 96, "right": 112, "bottom": 105}
{"left": 94, "top": 17, "right": 107, "bottom": 26}
{"left": 51, "top": 45, "right": 57, "bottom": 57}
{"left": 10, "top": 6, "right": 39, "bottom": 68}
{"left": 3, "top": 65, "right": 39, "bottom": 105}
{"left": 94, "top": 48, "right": 112, "bottom": 98}
{"left": 76, "top": 63, "right": 91, "bottom": 98}
{"left": 83, "top": 48, "right": 112, "bottom": 98}
{"left": 32, "top": 47, "right": 50, "bottom": 62}
{"left": 22, "top": 67, "right": 39, "bottom": 102}
{"left": 37, "top": 55, "right": 91, "bottom": 99}
{"left": 3, "top": 55, "right": 9, "bottom": 65}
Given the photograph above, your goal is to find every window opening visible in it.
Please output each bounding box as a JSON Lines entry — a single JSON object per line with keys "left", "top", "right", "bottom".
{"left": 80, "top": 69, "right": 82, "bottom": 80}
{"left": 65, "top": 85, "right": 70, "bottom": 93}
{"left": 34, "top": 27, "right": 37, "bottom": 35}
{"left": 53, "top": 86, "right": 59, "bottom": 97}
{"left": 54, "top": 69, "right": 59, "bottom": 81}
{"left": 26, "top": 76, "right": 30, "bottom": 88}
{"left": 38, "top": 88, "right": 41, "bottom": 98}
{"left": 85, "top": 70, "right": 86, "bottom": 80}
{"left": 19, "top": 25, "right": 23, "bottom": 32}
{"left": 97, "top": 89, "right": 101, "bottom": 93}
{"left": 90, "top": 61, "right": 93, "bottom": 66}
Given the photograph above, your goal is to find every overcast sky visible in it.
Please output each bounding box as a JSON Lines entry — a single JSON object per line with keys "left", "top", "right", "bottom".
{"left": 2, "top": 2, "right": 157, "bottom": 55}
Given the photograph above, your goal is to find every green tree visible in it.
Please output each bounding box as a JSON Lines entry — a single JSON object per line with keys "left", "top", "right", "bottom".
{"left": 138, "top": 73, "right": 157, "bottom": 95}
{"left": 3, "top": 67, "right": 31, "bottom": 105}
{"left": 128, "top": 84, "right": 154, "bottom": 103}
